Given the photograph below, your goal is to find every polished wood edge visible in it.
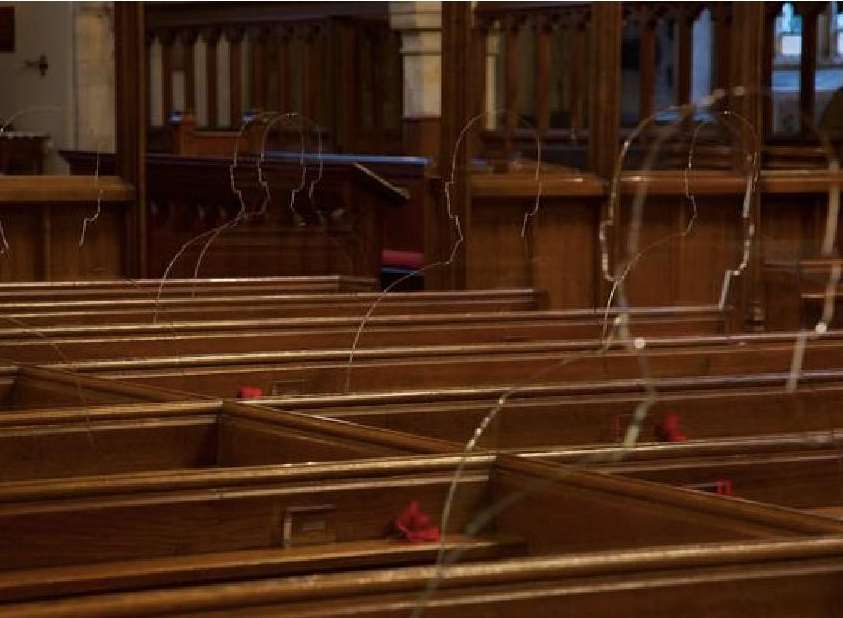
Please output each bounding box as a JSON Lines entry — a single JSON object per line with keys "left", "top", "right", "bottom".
{"left": 0, "top": 176, "right": 135, "bottom": 203}
{"left": 471, "top": 170, "right": 843, "bottom": 198}
{"left": 0, "top": 452, "right": 492, "bottom": 503}
{"left": 5, "top": 535, "right": 843, "bottom": 616}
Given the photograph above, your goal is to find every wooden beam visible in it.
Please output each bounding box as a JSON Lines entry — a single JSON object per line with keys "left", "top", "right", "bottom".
{"left": 114, "top": 3, "right": 147, "bottom": 277}
{"left": 437, "top": 2, "right": 475, "bottom": 290}
{"left": 588, "top": 2, "right": 622, "bottom": 178}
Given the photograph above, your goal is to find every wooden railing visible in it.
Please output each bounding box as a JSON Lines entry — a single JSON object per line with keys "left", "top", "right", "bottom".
{"left": 145, "top": 2, "right": 403, "bottom": 155}
{"left": 61, "top": 149, "right": 427, "bottom": 278}
{"left": 466, "top": 1, "right": 843, "bottom": 170}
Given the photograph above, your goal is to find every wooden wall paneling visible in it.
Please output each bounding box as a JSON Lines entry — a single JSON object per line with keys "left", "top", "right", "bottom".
{"left": 466, "top": 199, "right": 532, "bottom": 290}
{"left": 437, "top": 2, "right": 475, "bottom": 290}
{"left": 332, "top": 18, "right": 357, "bottom": 153}
{"left": 300, "top": 24, "right": 315, "bottom": 120}
{"left": 115, "top": 2, "right": 147, "bottom": 278}
{"left": 227, "top": 26, "right": 244, "bottom": 127}
{"left": 158, "top": 29, "right": 174, "bottom": 121}
{"left": 531, "top": 197, "right": 599, "bottom": 308}
{"left": 202, "top": 28, "right": 219, "bottom": 127}
{"left": 249, "top": 27, "right": 267, "bottom": 112}
{"left": 180, "top": 29, "right": 197, "bottom": 114}
{"left": 729, "top": 1, "right": 766, "bottom": 329}
{"left": 619, "top": 194, "right": 682, "bottom": 307}
{"left": 534, "top": 17, "right": 551, "bottom": 136}
{"left": 369, "top": 25, "right": 384, "bottom": 145}
{"left": 675, "top": 195, "right": 743, "bottom": 306}
{"left": 570, "top": 19, "right": 587, "bottom": 130}
{"left": 588, "top": 2, "right": 621, "bottom": 307}
{"left": 40, "top": 206, "right": 51, "bottom": 281}
{"left": 587, "top": 2, "right": 621, "bottom": 178}
{"left": 48, "top": 204, "right": 125, "bottom": 281}
{"left": 276, "top": 26, "right": 292, "bottom": 115}
{"left": 504, "top": 17, "right": 520, "bottom": 153}
{"left": 0, "top": 208, "right": 40, "bottom": 281}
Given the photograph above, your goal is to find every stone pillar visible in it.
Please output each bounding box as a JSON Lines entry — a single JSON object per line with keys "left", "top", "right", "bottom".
{"left": 389, "top": 2, "right": 441, "bottom": 157}
{"left": 74, "top": 2, "right": 115, "bottom": 152}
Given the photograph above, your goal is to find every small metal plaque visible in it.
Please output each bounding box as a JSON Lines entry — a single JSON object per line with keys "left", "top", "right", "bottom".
{"left": 0, "top": 8, "right": 13, "bottom": 53}
{"left": 282, "top": 504, "right": 337, "bottom": 548}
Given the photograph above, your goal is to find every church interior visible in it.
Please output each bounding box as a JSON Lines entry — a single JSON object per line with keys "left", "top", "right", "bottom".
{"left": 3, "top": 0, "right": 843, "bottom": 615}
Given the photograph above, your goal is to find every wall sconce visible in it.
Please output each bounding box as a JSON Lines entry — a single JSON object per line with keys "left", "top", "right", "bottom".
{"left": 23, "top": 54, "right": 48, "bottom": 77}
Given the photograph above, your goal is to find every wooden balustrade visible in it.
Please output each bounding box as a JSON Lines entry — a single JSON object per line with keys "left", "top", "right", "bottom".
{"left": 61, "top": 149, "right": 427, "bottom": 280}
{"left": 144, "top": 3, "right": 402, "bottom": 155}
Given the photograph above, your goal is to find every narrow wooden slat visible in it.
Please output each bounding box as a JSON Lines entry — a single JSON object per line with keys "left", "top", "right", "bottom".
{"left": 534, "top": 19, "right": 551, "bottom": 134}
{"left": 145, "top": 32, "right": 153, "bottom": 126}
{"left": 369, "top": 26, "right": 383, "bottom": 133}
{"left": 181, "top": 30, "right": 197, "bottom": 114}
{"left": 761, "top": 7, "right": 775, "bottom": 138}
{"left": 800, "top": 7, "right": 819, "bottom": 134}
{"left": 713, "top": 4, "right": 732, "bottom": 91}
{"left": 277, "top": 29, "right": 291, "bottom": 113}
{"left": 588, "top": 2, "right": 622, "bottom": 177}
{"left": 159, "top": 30, "right": 174, "bottom": 120}
{"left": 203, "top": 28, "right": 219, "bottom": 128}
{"left": 570, "top": 22, "right": 587, "bottom": 130}
{"left": 227, "top": 27, "right": 244, "bottom": 127}
{"left": 676, "top": 14, "right": 693, "bottom": 105}
{"left": 504, "top": 19, "right": 520, "bottom": 148}
{"left": 250, "top": 28, "right": 266, "bottom": 111}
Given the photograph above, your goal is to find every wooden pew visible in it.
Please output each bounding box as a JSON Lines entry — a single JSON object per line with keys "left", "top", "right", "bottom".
{"left": 54, "top": 331, "right": 843, "bottom": 397}
{"left": 576, "top": 431, "right": 843, "bottom": 521}
{"left": 0, "top": 275, "right": 377, "bottom": 299}
{"left": 0, "top": 288, "right": 543, "bottom": 326}
{"left": 0, "top": 365, "right": 201, "bottom": 410}
{"left": 0, "top": 306, "right": 728, "bottom": 363}
{"left": 1, "top": 456, "right": 841, "bottom": 615}
{"left": 253, "top": 370, "right": 843, "bottom": 449}
{"left": 0, "top": 400, "right": 454, "bottom": 483}
{"left": 765, "top": 257, "right": 843, "bottom": 331}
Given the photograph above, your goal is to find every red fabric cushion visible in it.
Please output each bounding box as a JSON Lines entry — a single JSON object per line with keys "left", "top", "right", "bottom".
{"left": 381, "top": 249, "right": 424, "bottom": 269}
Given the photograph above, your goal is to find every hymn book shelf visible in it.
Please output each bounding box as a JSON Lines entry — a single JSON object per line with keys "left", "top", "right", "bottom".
{"left": 253, "top": 372, "right": 843, "bottom": 449}
{"left": 0, "top": 308, "right": 727, "bottom": 363}
{"left": 46, "top": 332, "right": 843, "bottom": 396}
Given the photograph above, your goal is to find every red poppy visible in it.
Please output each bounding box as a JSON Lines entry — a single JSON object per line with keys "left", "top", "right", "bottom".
{"left": 655, "top": 412, "right": 687, "bottom": 442}
{"left": 237, "top": 386, "right": 264, "bottom": 399}
{"left": 394, "top": 501, "right": 441, "bottom": 543}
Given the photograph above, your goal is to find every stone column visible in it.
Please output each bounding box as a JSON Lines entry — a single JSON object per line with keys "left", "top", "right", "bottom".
{"left": 389, "top": 2, "right": 441, "bottom": 157}
{"left": 74, "top": 1, "right": 115, "bottom": 152}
